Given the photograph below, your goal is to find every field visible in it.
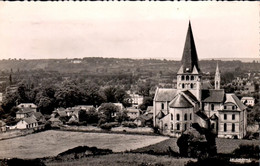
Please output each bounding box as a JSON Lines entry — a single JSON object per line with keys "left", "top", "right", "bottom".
{"left": 45, "top": 153, "right": 194, "bottom": 166}
{"left": 0, "top": 130, "right": 168, "bottom": 159}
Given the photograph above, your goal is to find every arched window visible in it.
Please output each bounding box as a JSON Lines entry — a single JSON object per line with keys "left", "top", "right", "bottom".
{"left": 171, "top": 114, "right": 173, "bottom": 120}
{"left": 181, "top": 75, "right": 184, "bottom": 80}
{"left": 182, "top": 84, "right": 185, "bottom": 89}
{"left": 161, "top": 103, "right": 164, "bottom": 110}
{"left": 190, "top": 113, "right": 192, "bottom": 120}
{"left": 176, "top": 114, "right": 180, "bottom": 121}
{"left": 232, "top": 123, "right": 235, "bottom": 132}
{"left": 176, "top": 123, "right": 180, "bottom": 130}
{"left": 190, "top": 84, "right": 193, "bottom": 89}
{"left": 232, "top": 114, "right": 235, "bottom": 120}
{"left": 191, "top": 76, "right": 194, "bottom": 80}
{"left": 211, "top": 104, "right": 214, "bottom": 111}
{"left": 224, "top": 123, "right": 227, "bottom": 132}
{"left": 224, "top": 114, "right": 227, "bottom": 120}
{"left": 186, "top": 75, "right": 189, "bottom": 80}
{"left": 184, "top": 113, "right": 187, "bottom": 121}
{"left": 171, "top": 123, "right": 173, "bottom": 130}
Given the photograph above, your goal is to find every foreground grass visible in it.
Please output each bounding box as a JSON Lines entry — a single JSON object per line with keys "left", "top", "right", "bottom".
{"left": 45, "top": 153, "right": 194, "bottom": 166}
{"left": 133, "top": 137, "right": 260, "bottom": 154}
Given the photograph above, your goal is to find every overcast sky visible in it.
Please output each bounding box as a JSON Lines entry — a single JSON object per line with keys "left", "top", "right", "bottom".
{"left": 0, "top": 2, "right": 258, "bottom": 60}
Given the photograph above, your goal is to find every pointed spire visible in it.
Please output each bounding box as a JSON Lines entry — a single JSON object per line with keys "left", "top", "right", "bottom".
{"left": 215, "top": 61, "right": 220, "bottom": 75}
{"left": 179, "top": 21, "right": 201, "bottom": 74}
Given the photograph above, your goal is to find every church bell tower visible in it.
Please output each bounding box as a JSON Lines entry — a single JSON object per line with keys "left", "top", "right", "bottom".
{"left": 177, "top": 21, "right": 202, "bottom": 101}
{"left": 215, "top": 62, "right": 221, "bottom": 90}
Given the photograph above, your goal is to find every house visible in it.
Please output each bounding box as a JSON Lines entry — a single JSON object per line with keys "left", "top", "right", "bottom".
{"left": 0, "top": 120, "right": 6, "bottom": 132}
{"left": 52, "top": 108, "right": 67, "bottom": 118}
{"left": 126, "top": 107, "right": 140, "bottom": 120}
{"left": 48, "top": 117, "right": 62, "bottom": 126}
{"left": 16, "top": 117, "right": 38, "bottom": 129}
{"left": 32, "top": 112, "right": 46, "bottom": 125}
{"left": 16, "top": 108, "right": 34, "bottom": 119}
{"left": 145, "top": 106, "right": 153, "bottom": 115}
{"left": 17, "top": 103, "right": 37, "bottom": 112}
{"left": 153, "top": 22, "right": 247, "bottom": 139}
{"left": 135, "top": 114, "right": 153, "bottom": 127}
{"left": 127, "top": 92, "right": 143, "bottom": 107}
{"left": 241, "top": 97, "right": 255, "bottom": 106}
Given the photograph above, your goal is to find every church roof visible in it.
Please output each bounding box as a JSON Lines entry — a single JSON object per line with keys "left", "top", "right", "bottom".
{"left": 178, "top": 21, "right": 201, "bottom": 74}
{"left": 201, "top": 81, "right": 213, "bottom": 90}
{"left": 169, "top": 93, "right": 193, "bottom": 108}
{"left": 182, "top": 90, "right": 199, "bottom": 104}
{"left": 201, "top": 89, "right": 225, "bottom": 103}
{"left": 154, "top": 88, "right": 178, "bottom": 102}
{"left": 225, "top": 94, "right": 247, "bottom": 111}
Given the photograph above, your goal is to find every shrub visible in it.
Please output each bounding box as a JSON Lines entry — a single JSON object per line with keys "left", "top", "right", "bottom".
{"left": 100, "top": 122, "right": 119, "bottom": 130}
{"left": 122, "top": 122, "right": 137, "bottom": 128}
{"left": 233, "top": 144, "right": 259, "bottom": 159}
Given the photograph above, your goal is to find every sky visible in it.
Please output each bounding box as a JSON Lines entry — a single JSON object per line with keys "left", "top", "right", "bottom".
{"left": 0, "top": 2, "right": 258, "bottom": 60}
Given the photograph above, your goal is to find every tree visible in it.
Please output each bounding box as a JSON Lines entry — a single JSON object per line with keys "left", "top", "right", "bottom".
{"left": 98, "top": 103, "right": 119, "bottom": 123}
{"left": 139, "top": 96, "right": 153, "bottom": 111}
{"left": 115, "top": 110, "right": 129, "bottom": 123}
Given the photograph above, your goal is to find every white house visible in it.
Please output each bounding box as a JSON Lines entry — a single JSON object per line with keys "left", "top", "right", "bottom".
{"left": 241, "top": 97, "right": 255, "bottom": 106}
{"left": 126, "top": 107, "right": 140, "bottom": 120}
{"left": 17, "top": 103, "right": 37, "bottom": 112}
{"left": 16, "top": 117, "right": 38, "bottom": 129}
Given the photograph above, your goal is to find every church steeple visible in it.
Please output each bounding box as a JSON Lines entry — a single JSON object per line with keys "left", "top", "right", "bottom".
{"left": 215, "top": 62, "right": 221, "bottom": 89}
{"left": 178, "top": 21, "right": 201, "bottom": 74}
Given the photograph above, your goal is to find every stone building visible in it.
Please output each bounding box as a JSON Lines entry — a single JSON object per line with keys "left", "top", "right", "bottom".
{"left": 153, "top": 22, "right": 247, "bottom": 139}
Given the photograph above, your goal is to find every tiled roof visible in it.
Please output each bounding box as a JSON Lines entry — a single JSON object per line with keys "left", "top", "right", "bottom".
{"left": 225, "top": 94, "right": 247, "bottom": 111}
{"left": 23, "top": 117, "right": 37, "bottom": 124}
{"left": 201, "top": 89, "right": 225, "bottom": 103}
{"left": 182, "top": 90, "right": 199, "bottom": 104}
{"left": 33, "top": 112, "right": 44, "bottom": 120}
{"left": 154, "top": 88, "right": 178, "bottom": 102}
{"left": 146, "top": 106, "right": 153, "bottom": 112}
{"left": 16, "top": 108, "right": 34, "bottom": 114}
{"left": 169, "top": 93, "right": 193, "bottom": 108}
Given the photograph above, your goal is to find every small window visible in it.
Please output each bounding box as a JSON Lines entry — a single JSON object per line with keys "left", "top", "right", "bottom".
{"left": 190, "top": 84, "right": 193, "bottom": 89}
{"left": 190, "top": 113, "right": 192, "bottom": 120}
{"left": 212, "top": 123, "right": 215, "bottom": 129}
{"left": 182, "top": 84, "right": 185, "bottom": 89}
{"left": 232, "top": 123, "right": 235, "bottom": 132}
{"left": 171, "top": 123, "right": 173, "bottom": 130}
{"left": 232, "top": 106, "right": 235, "bottom": 110}
{"left": 176, "top": 123, "right": 180, "bottom": 130}
{"left": 191, "top": 76, "right": 194, "bottom": 80}
{"left": 171, "top": 114, "right": 173, "bottom": 120}
{"left": 186, "top": 75, "right": 189, "bottom": 80}
{"left": 161, "top": 103, "right": 164, "bottom": 110}
{"left": 224, "top": 106, "right": 227, "bottom": 109}
{"left": 224, "top": 114, "right": 227, "bottom": 120}
{"left": 224, "top": 123, "right": 227, "bottom": 132}
{"left": 181, "top": 75, "right": 184, "bottom": 80}
{"left": 176, "top": 114, "right": 180, "bottom": 121}
{"left": 184, "top": 124, "right": 187, "bottom": 131}
{"left": 232, "top": 114, "right": 235, "bottom": 120}
{"left": 184, "top": 114, "right": 187, "bottom": 121}
{"left": 211, "top": 104, "right": 214, "bottom": 111}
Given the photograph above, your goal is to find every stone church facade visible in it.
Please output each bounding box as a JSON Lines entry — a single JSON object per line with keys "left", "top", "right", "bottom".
{"left": 153, "top": 22, "right": 247, "bottom": 139}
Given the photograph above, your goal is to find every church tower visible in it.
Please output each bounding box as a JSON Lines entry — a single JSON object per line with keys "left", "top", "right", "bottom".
{"left": 177, "top": 21, "right": 202, "bottom": 101}
{"left": 215, "top": 62, "right": 221, "bottom": 89}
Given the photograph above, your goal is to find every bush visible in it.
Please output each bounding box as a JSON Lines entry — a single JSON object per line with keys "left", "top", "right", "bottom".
{"left": 233, "top": 144, "right": 259, "bottom": 159}
{"left": 100, "top": 122, "right": 119, "bottom": 130}
{"left": 122, "top": 122, "right": 137, "bottom": 128}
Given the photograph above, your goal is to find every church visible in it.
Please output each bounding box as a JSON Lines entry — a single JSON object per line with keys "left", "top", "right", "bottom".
{"left": 153, "top": 22, "right": 247, "bottom": 139}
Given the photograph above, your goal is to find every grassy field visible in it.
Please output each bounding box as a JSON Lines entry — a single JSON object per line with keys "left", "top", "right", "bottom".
{"left": 133, "top": 137, "right": 260, "bottom": 154}
{"left": 0, "top": 130, "right": 168, "bottom": 159}
{"left": 45, "top": 153, "right": 195, "bottom": 166}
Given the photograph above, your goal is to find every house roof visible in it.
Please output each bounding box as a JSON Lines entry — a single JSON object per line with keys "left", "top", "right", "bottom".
{"left": 17, "top": 103, "right": 37, "bottom": 108}
{"left": 169, "top": 93, "right": 193, "bottom": 108}
{"left": 241, "top": 97, "right": 254, "bottom": 100}
{"left": 225, "top": 94, "right": 247, "bottom": 111}
{"left": 23, "top": 116, "right": 37, "bottom": 124}
{"left": 49, "top": 117, "right": 62, "bottom": 122}
{"left": 137, "top": 114, "right": 153, "bottom": 121}
{"left": 146, "top": 106, "right": 153, "bottom": 112}
{"left": 201, "top": 89, "right": 225, "bottom": 103}
{"left": 156, "top": 111, "right": 165, "bottom": 119}
{"left": 16, "top": 108, "right": 34, "bottom": 114}
{"left": 73, "top": 105, "right": 94, "bottom": 110}
{"left": 32, "top": 112, "right": 44, "bottom": 120}
{"left": 210, "top": 114, "right": 218, "bottom": 120}
{"left": 154, "top": 88, "right": 178, "bottom": 102}
{"left": 178, "top": 21, "right": 201, "bottom": 74}
{"left": 127, "top": 107, "right": 140, "bottom": 113}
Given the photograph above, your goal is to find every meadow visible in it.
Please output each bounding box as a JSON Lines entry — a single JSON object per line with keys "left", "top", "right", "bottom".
{"left": 0, "top": 130, "right": 168, "bottom": 159}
